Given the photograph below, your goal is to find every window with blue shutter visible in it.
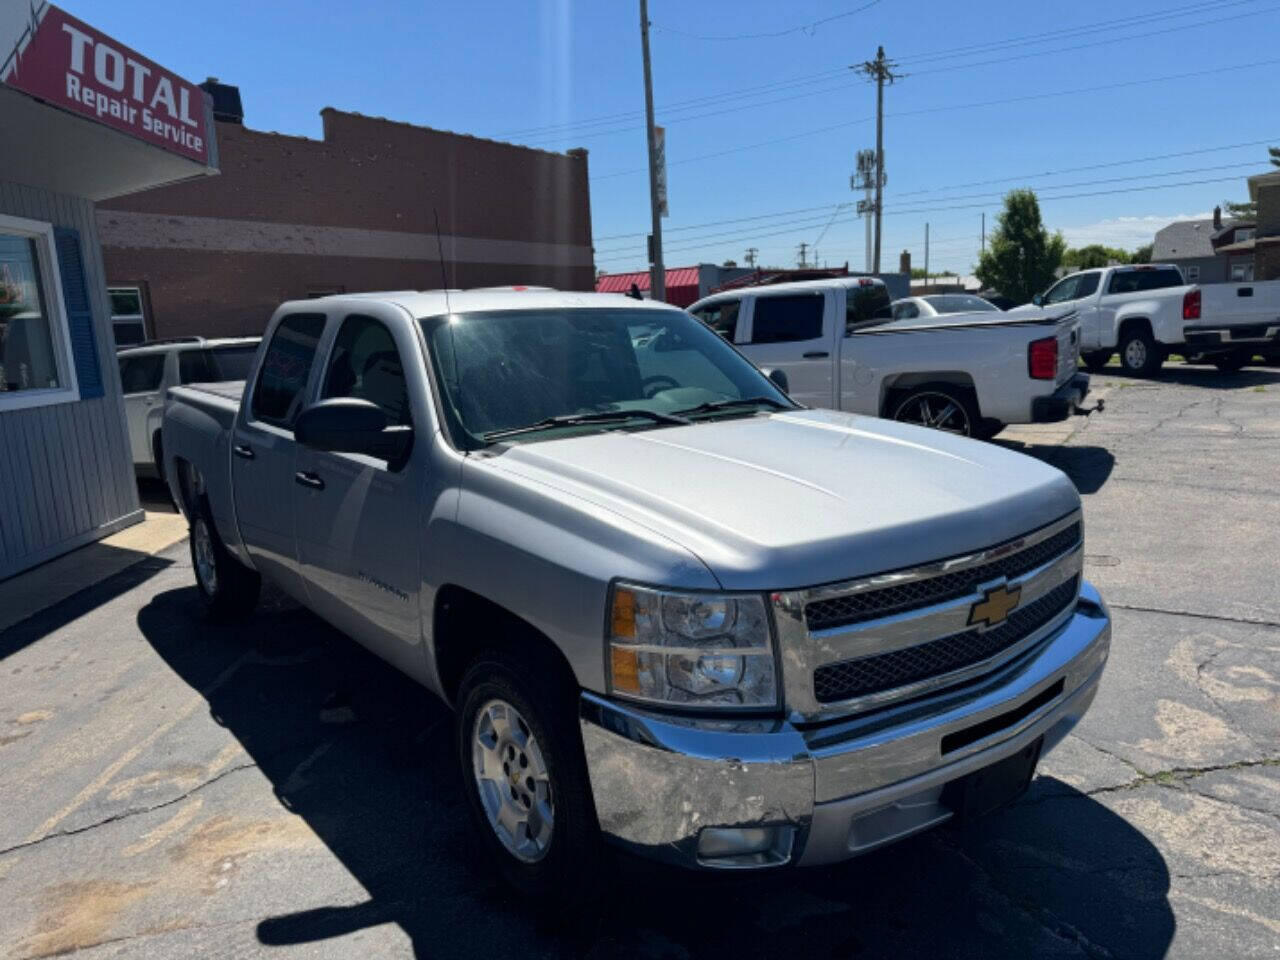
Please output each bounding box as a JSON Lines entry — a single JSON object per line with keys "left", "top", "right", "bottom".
{"left": 53, "top": 227, "right": 104, "bottom": 400}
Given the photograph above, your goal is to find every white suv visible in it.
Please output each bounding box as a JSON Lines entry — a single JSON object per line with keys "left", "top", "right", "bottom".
{"left": 117, "top": 337, "right": 260, "bottom": 477}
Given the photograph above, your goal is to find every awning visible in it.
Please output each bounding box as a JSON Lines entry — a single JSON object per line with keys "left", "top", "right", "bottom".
{"left": 595, "top": 266, "right": 702, "bottom": 306}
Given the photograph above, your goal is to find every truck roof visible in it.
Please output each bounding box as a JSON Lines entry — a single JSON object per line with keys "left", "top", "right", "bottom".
{"left": 284, "top": 289, "right": 683, "bottom": 318}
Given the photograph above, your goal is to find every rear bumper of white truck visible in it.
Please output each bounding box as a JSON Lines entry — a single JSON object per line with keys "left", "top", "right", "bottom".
{"left": 579, "top": 581, "right": 1111, "bottom": 870}
{"left": 1181, "top": 322, "right": 1280, "bottom": 353}
{"left": 1031, "top": 373, "right": 1092, "bottom": 423}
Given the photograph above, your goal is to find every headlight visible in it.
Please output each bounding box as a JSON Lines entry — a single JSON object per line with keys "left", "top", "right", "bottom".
{"left": 607, "top": 583, "right": 777, "bottom": 709}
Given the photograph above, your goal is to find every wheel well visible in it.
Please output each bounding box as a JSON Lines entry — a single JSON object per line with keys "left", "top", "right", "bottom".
{"left": 880, "top": 372, "right": 979, "bottom": 417}
{"left": 1117, "top": 317, "right": 1152, "bottom": 342}
{"left": 172, "top": 457, "right": 202, "bottom": 520}
{"left": 432, "top": 584, "right": 579, "bottom": 707}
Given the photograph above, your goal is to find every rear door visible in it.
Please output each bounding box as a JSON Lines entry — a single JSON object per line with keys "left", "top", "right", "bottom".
{"left": 117, "top": 352, "right": 166, "bottom": 466}
{"left": 739, "top": 290, "right": 835, "bottom": 407}
{"left": 231, "top": 312, "right": 327, "bottom": 602}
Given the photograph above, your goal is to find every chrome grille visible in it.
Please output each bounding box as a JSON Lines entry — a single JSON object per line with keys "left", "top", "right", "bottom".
{"left": 813, "top": 576, "right": 1080, "bottom": 703}
{"left": 804, "top": 522, "right": 1081, "bottom": 632}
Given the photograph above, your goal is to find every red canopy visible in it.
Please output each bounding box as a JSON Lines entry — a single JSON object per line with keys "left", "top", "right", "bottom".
{"left": 595, "top": 266, "right": 702, "bottom": 307}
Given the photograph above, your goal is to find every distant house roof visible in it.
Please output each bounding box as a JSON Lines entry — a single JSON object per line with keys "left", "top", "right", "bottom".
{"left": 1152, "top": 218, "right": 1238, "bottom": 260}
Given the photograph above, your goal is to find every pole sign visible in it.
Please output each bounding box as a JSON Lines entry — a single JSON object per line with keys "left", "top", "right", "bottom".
{"left": 654, "top": 124, "right": 668, "bottom": 217}
{"left": 1, "top": 4, "right": 212, "bottom": 165}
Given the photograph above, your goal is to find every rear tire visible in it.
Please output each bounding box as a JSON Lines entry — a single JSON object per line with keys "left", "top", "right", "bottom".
{"left": 1081, "top": 350, "right": 1112, "bottom": 373}
{"left": 1212, "top": 351, "right": 1250, "bottom": 373}
{"left": 1117, "top": 327, "right": 1163, "bottom": 377}
{"left": 889, "top": 383, "right": 981, "bottom": 437}
{"left": 456, "top": 646, "right": 606, "bottom": 907}
{"left": 190, "top": 501, "right": 260, "bottom": 621}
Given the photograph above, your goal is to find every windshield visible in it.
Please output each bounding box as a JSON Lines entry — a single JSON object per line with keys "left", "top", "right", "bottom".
{"left": 423, "top": 308, "right": 794, "bottom": 445}
{"left": 921, "top": 294, "right": 998, "bottom": 314}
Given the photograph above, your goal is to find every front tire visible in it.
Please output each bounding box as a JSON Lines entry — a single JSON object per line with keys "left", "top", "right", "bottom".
{"left": 1117, "top": 327, "right": 1163, "bottom": 377}
{"left": 456, "top": 648, "right": 605, "bottom": 905}
{"left": 889, "top": 383, "right": 981, "bottom": 437}
{"left": 190, "top": 505, "right": 260, "bottom": 621}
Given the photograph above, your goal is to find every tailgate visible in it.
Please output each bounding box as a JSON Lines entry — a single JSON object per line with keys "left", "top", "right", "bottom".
{"left": 1053, "top": 316, "right": 1080, "bottom": 386}
{"left": 1200, "top": 282, "right": 1280, "bottom": 327}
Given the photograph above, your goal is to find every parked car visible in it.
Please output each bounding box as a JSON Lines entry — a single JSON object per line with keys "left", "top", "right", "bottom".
{"left": 162, "top": 289, "right": 1110, "bottom": 897}
{"left": 689, "top": 276, "right": 1090, "bottom": 440}
{"left": 117, "top": 336, "right": 260, "bottom": 477}
{"left": 1018, "top": 265, "right": 1280, "bottom": 375}
{"left": 891, "top": 293, "right": 1001, "bottom": 319}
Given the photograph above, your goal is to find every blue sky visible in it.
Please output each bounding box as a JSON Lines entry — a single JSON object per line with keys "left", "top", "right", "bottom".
{"left": 73, "top": 0, "right": 1280, "bottom": 275}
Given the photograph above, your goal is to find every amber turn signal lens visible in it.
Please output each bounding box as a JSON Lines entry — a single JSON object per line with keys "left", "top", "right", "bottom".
{"left": 610, "top": 587, "right": 637, "bottom": 639}
{"left": 610, "top": 646, "right": 641, "bottom": 693}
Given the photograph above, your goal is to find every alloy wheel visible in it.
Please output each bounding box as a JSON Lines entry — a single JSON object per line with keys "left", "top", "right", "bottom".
{"left": 471, "top": 698, "right": 554, "bottom": 863}
{"left": 192, "top": 518, "right": 218, "bottom": 595}
{"left": 894, "top": 392, "right": 972, "bottom": 435}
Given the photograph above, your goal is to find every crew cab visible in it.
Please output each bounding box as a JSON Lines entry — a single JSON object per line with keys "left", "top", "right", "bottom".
{"left": 689, "top": 276, "right": 1089, "bottom": 440}
{"left": 117, "top": 336, "right": 260, "bottom": 476}
{"left": 162, "top": 290, "right": 1110, "bottom": 898}
{"left": 1021, "top": 264, "right": 1280, "bottom": 375}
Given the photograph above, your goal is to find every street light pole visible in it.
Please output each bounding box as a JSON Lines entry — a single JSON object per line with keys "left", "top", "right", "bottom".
{"left": 639, "top": 0, "right": 665, "bottom": 302}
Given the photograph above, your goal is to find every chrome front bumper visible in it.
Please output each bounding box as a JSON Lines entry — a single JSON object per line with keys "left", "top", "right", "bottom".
{"left": 579, "top": 581, "right": 1111, "bottom": 870}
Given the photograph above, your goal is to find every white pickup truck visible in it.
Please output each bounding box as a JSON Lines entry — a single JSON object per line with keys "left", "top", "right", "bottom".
{"left": 1023, "top": 264, "right": 1280, "bottom": 376}
{"left": 689, "top": 276, "right": 1091, "bottom": 440}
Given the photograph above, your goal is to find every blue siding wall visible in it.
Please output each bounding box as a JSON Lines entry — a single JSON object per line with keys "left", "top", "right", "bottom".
{"left": 0, "top": 181, "right": 141, "bottom": 581}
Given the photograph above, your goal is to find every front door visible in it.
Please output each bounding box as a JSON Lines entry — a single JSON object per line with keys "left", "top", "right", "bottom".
{"left": 293, "top": 312, "right": 424, "bottom": 679}
{"left": 738, "top": 291, "right": 835, "bottom": 408}
{"left": 231, "top": 312, "right": 327, "bottom": 603}
{"left": 117, "top": 352, "right": 166, "bottom": 465}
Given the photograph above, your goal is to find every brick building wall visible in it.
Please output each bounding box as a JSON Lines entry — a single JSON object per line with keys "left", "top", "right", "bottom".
{"left": 97, "top": 109, "right": 594, "bottom": 339}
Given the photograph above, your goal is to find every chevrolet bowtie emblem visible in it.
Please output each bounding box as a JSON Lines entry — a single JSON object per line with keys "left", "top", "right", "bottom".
{"left": 969, "top": 583, "right": 1021, "bottom": 629}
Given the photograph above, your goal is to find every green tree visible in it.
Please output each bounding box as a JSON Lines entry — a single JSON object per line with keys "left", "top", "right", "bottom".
{"left": 974, "top": 190, "right": 1065, "bottom": 303}
{"left": 1063, "top": 244, "right": 1131, "bottom": 269}
{"left": 1129, "top": 243, "right": 1153, "bottom": 264}
{"left": 722, "top": 259, "right": 737, "bottom": 267}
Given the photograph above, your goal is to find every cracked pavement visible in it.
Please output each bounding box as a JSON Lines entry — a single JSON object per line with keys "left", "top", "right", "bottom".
{"left": 2, "top": 362, "right": 1279, "bottom": 958}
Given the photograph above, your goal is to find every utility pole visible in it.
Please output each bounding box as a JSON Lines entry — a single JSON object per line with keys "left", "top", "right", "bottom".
{"left": 852, "top": 149, "right": 877, "bottom": 273}
{"left": 797, "top": 242, "right": 809, "bottom": 268}
{"left": 924, "top": 222, "right": 929, "bottom": 281}
{"left": 745, "top": 247, "right": 758, "bottom": 268}
{"left": 639, "top": 0, "right": 665, "bottom": 302}
{"left": 854, "top": 46, "right": 901, "bottom": 275}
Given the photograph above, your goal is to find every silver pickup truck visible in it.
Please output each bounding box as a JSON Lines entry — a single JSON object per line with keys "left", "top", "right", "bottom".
{"left": 162, "top": 289, "right": 1111, "bottom": 898}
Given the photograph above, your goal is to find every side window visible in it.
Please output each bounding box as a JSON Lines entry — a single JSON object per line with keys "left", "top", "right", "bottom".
{"left": 251, "top": 313, "right": 325, "bottom": 427}
{"left": 693, "top": 300, "right": 740, "bottom": 340}
{"left": 893, "top": 302, "right": 919, "bottom": 320}
{"left": 208, "top": 345, "right": 258, "bottom": 381}
{"left": 1074, "top": 273, "right": 1100, "bottom": 297}
{"left": 846, "top": 284, "right": 892, "bottom": 332}
{"left": 1043, "top": 276, "right": 1079, "bottom": 305}
{"left": 118, "top": 354, "right": 165, "bottom": 394}
{"left": 178, "top": 349, "right": 216, "bottom": 384}
{"left": 750, "top": 294, "right": 825, "bottom": 344}
{"left": 321, "top": 315, "right": 411, "bottom": 426}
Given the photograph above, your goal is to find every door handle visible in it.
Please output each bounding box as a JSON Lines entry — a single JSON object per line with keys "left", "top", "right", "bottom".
{"left": 233, "top": 444, "right": 255, "bottom": 460}
{"left": 803, "top": 351, "right": 830, "bottom": 359}
{"left": 294, "top": 470, "right": 324, "bottom": 490}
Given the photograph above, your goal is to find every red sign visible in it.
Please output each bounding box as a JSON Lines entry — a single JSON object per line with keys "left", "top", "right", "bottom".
{"left": 2, "top": 5, "right": 212, "bottom": 165}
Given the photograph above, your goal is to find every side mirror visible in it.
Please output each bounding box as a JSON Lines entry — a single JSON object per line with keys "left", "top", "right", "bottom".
{"left": 761, "top": 367, "right": 790, "bottom": 394}
{"left": 295, "top": 398, "right": 412, "bottom": 465}
{"left": 1032, "top": 294, "right": 1044, "bottom": 307}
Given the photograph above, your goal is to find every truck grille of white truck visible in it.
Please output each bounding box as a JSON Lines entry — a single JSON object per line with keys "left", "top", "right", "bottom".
{"left": 812, "top": 575, "right": 1079, "bottom": 703}
{"left": 804, "top": 521, "right": 1081, "bottom": 632}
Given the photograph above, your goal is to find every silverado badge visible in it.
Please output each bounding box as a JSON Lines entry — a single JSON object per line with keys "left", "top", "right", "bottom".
{"left": 968, "top": 583, "right": 1021, "bottom": 629}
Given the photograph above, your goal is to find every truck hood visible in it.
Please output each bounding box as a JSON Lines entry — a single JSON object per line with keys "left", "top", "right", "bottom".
{"left": 478, "top": 408, "right": 1080, "bottom": 591}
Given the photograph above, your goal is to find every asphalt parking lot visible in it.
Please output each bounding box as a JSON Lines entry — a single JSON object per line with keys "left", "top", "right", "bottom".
{"left": 2, "top": 363, "right": 1278, "bottom": 960}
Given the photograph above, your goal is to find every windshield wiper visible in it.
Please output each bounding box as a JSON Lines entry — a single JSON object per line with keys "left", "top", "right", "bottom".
{"left": 672, "top": 395, "right": 792, "bottom": 418}
{"left": 482, "top": 409, "right": 690, "bottom": 442}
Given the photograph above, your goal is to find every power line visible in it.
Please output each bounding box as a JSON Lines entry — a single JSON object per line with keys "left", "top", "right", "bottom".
{"left": 507, "top": 0, "right": 1273, "bottom": 144}
{"left": 651, "top": 0, "right": 882, "bottom": 42}
{"left": 587, "top": 55, "right": 1280, "bottom": 178}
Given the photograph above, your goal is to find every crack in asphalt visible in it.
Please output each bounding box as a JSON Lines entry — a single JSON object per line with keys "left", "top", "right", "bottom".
{"left": 0, "top": 761, "right": 259, "bottom": 860}
{"left": 935, "top": 834, "right": 1117, "bottom": 958}
{"left": 1107, "top": 602, "right": 1280, "bottom": 629}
